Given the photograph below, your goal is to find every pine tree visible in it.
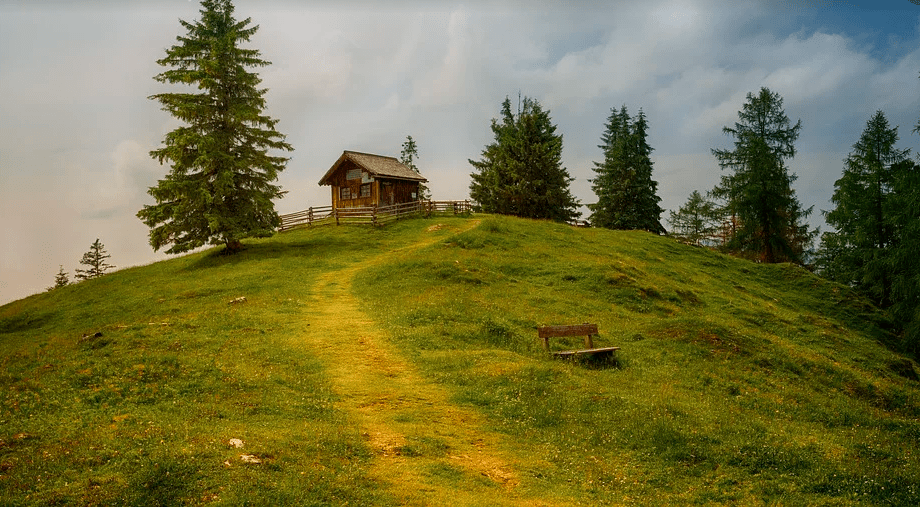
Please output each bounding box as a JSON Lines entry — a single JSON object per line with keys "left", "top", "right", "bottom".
{"left": 887, "top": 159, "right": 920, "bottom": 354}
{"left": 589, "top": 106, "right": 631, "bottom": 228}
{"left": 469, "top": 98, "right": 519, "bottom": 216}
{"left": 138, "top": 0, "right": 292, "bottom": 254}
{"left": 819, "top": 111, "right": 920, "bottom": 354}
{"left": 400, "top": 135, "right": 429, "bottom": 200}
{"left": 820, "top": 111, "right": 909, "bottom": 306}
{"left": 75, "top": 239, "right": 115, "bottom": 281}
{"left": 47, "top": 266, "right": 70, "bottom": 291}
{"left": 630, "top": 111, "right": 666, "bottom": 233}
{"left": 589, "top": 106, "right": 665, "bottom": 233}
{"left": 469, "top": 96, "right": 579, "bottom": 222}
{"left": 667, "top": 190, "right": 720, "bottom": 246}
{"left": 711, "top": 87, "right": 816, "bottom": 264}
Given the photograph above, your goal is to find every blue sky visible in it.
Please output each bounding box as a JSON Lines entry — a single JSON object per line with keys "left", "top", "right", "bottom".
{"left": 2, "top": 0, "right": 920, "bottom": 304}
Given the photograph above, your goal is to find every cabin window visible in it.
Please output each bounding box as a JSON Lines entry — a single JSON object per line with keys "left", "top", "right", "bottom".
{"left": 360, "top": 183, "right": 371, "bottom": 198}
{"left": 340, "top": 187, "right": 352, "bottom": 200}
{"left": 346, "top": 168, "right": 361, "bottom": 180}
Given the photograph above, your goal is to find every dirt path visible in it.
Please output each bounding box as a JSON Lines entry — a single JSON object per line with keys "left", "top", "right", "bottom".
{"left": 303, "top": 222, "right": 546, "bottom": 506}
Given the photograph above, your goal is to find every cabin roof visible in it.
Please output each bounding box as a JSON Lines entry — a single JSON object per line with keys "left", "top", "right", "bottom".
{"left": 318, "top": 150, "right": 427, "bottom": 186}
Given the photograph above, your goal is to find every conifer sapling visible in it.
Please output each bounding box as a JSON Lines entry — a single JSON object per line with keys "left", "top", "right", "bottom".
{"left": 75, "top": 239, "right": 115, "bottom": 281}
{"left": 47, "top": 265, "right": 70, "bottom": 291}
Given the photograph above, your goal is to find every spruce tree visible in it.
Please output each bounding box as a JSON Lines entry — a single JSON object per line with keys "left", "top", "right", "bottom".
{"left": 887, "top": 159, "right": 920, "bottom": 354}
{"left": 819, "top": 111, "right": 920, "bottom": 354}
{"left": 138, "top": 0, "right": 292, "bottom": 254}
{"left": 400, "top": 135, "right": 429, "bottom": 200}
{"left": 820, "top": 111, "right": 909, "bottom": 305}
{"left": 711, "top": 87, "right": 816, "bottom": 263}
{"left": 469, "top": 98, "right": 519, "bottom": 216}
{"left": 47, "top": 266, "right": 70, "bottom": 291}
{"left": 469, "top": 96, "right": 578, "bottom": 222}
{"left": 589, "top": 106, "right": 664, "bottom": 233}
{"left": 589, "top": 106, "right": 631, "bottom": 228}
{"left": 75, "top": 239, "right": 115, "bottom": 281}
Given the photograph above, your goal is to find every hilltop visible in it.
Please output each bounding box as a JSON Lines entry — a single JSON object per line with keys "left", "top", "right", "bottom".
{"left": 1, "top": 215, "right": 918, "bottom": 505}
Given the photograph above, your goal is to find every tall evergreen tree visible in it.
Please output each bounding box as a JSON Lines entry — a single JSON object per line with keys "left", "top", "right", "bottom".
{"left": 589, "top": 106, "right": 630, "bottom": 228}
{"left": 400, "top": 135, "right": 429, "bottom": 200}
{"left": 469, "top": 96, "right": 578, "bottom": 222}
{"left": 75, "top": 239, "right": 115, "bottom": 281}
{"left": 820, "top": 111, "right": 909, "bottom": 306}
{"left": 138, "top": 0, "right": 292, "bottom": 254}
{"left": 820, "top": 111, "right": 920, "bottom": 354}
{"left": 887, "top": 159, "right": 920, "bottom": 354}
{"left": 589, "top": 106, "right": 665, "bottom": 232}
{"left": 712, "top": 87, "right": 816, "bottom": 263}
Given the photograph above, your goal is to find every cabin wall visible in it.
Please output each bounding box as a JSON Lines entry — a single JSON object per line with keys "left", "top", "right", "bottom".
{"left": 329, "top": 160, "right": 377, "bottom": 208}
{"left": 327, "top": 160, "right": 421, "bottom": 207}
{"left": 380, "top": 179, "right": 421, "bottom": 205}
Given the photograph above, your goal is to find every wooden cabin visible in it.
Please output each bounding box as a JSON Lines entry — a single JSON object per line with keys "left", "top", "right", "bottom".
{"left": 318, "top": 151, "right": 428, "bottom": 208}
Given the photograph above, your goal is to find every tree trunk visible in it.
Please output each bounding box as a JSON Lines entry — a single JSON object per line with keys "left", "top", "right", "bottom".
{"left": 226, "top": 239, "right": 243, "bottom": 253}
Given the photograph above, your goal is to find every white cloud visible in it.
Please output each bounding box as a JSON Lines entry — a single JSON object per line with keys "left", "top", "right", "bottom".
{"left": 71, "top": 140, "right": 160, "bottom": 219}
{"left": 418, "top": 9, "right": 472, "bottom": 107}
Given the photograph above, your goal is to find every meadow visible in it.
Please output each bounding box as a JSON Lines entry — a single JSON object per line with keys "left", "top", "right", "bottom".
{"left": 1, "top": 214, "right": 918, "bottom": 505}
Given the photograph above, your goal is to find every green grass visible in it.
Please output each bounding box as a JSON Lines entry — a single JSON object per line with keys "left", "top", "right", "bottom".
{"left": 355, "top": 215, "right": 920, "bottom": 505}
{"left": 0, "top": 226, "right": 400, "bottom": 506}
{"left": 2, "top": 214, "right": 919, "bottom": 505}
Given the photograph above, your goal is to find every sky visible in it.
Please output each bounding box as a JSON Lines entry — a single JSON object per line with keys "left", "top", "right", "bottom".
{"left": 2, "top": 0, "right": 920, "bottom": 305}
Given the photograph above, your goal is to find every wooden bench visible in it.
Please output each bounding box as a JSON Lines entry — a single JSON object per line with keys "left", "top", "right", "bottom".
{"left": 538, "top": 323, "right": 620, "bottom": 358}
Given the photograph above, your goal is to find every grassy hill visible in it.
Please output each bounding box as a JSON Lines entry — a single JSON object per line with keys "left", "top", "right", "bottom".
{"left": 1, "top": 214, "right": 918, "bottom": 505}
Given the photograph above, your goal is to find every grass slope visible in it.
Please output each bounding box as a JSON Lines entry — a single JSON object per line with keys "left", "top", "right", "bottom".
{"left": 1, "top": 214, "right": 919, "bottom": 505}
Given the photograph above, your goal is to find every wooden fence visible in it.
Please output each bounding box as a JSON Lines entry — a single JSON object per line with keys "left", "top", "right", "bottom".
{"left": 279, "top": 200, "right": 472, "bottom": 231}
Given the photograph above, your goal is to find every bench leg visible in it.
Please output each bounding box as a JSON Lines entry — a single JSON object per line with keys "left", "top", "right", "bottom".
{"left": 585, "top": 335, "right": 595, "bottom": 348}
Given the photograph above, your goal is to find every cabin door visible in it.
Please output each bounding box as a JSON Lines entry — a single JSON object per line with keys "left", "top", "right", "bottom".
{"left": 383, "top": 182, "right": 394, "bottom": 205}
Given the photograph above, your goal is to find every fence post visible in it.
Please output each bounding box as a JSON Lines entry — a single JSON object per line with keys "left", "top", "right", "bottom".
{"left": 308, "top": 207, "right": 313, "bottom": 226}
{"left": 372, "top": 205, "right": 377, "bottom": 226}
{"left": 334, "top": 207, "right": 339, "bottom": 226}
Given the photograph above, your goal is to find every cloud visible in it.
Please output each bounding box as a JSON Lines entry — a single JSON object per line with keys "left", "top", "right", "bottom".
{"left": 417, "top": 9, "right": 472, "bottom": 107}
{"left": 72, "top": 140, "right": 161, "bottom": 219}
{"left": 260, "top": 18, "right": 360, "bottom": 103}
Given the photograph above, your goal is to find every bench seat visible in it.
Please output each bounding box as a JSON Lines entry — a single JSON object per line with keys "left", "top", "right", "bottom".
{"left": 550, "top": 346, "right": 621, "bottom": 358}
{"left": 539, "top": 324, "right": 619, "bottom": 359}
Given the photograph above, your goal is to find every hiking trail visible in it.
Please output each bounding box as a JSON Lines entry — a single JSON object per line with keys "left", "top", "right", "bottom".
{"left": 303, "top": 221, "right": 556, "bottom": 505}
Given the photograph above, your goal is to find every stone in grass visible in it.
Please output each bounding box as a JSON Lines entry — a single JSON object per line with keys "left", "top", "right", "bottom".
{"left": 240, "top": 454, "right": 262, "bottom": 464}
{"left": 228, "top": 438, "right": 244, "bottom": 448}
{"left": 229, "top": 296, "right": 247, "bottom": 305}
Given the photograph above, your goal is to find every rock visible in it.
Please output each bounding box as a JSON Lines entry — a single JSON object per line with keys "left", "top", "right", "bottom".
{"left": 79, "top": 331, "right": 103, "bottom": 342}
{"left": 228, "top": 438, "right": 244, "bottom": 448}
